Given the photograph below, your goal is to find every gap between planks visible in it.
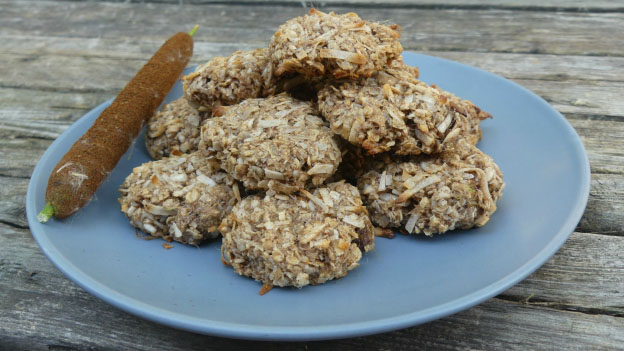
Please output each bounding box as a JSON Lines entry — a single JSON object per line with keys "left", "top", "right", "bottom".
{"left": 495, "top": 294, "right": 624, "bottom": 318}
{"left": 565, "top": 113, "right": 624, "bottom": 123}
{"left": 0, "top": 219, "right": 29, "bottom": 230}
{"left": 0, "top": 83, "right": 116, "bottom": 95}
{"left": 577, "top": 230, "right": 624, "bottom": 237}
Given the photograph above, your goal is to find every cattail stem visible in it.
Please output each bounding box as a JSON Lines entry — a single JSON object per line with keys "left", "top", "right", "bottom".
{"left": 41, "top": 31, "right": 194, "bottom": 221}
{"left": 189, "top": 25, "right": 199, "bottom": 37}
{"left": 37, "top": 203, "right": 55, "bottom": 223}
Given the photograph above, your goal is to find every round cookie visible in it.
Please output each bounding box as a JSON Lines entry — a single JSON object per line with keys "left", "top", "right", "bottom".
{"left": 269, "top": 8, "right": 403, "bottom": 79}
{"left": 145, "top": 97, "right": 209, "bottom": 159}
{"left": 118, "top": 152, "right": 239, "bottom": 245}
{"left": 318, "top": 59, "right": 491, "bottom": 155}
{"left": 199, "top": 93, "right": 342, "bottom": 193}
{"left": 183, "top": 48, "right": 276, "bottom": 113}
{"left": 358, "top": 140, "right": 505, "bottom": 235}
{"left": 220, "top": 181, "right": 375, "bottom": 289}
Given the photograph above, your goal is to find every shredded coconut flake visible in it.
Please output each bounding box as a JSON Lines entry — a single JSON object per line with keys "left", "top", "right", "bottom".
{"left": 197, "top": 174, "right": 217, "bottom": 187}
{"left": 397, "top": 175, "right": 442, "bottom": 203}
{"left": 405, "top": 214, "right": 418, "bottom": 233}
{"left": 343, "top": 214, "right": 366, "bottom": 228}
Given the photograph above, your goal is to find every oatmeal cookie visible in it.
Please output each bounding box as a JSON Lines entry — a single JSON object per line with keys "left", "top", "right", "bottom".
{"left": 269, "top": 8, "right": 403, "bottom": 79}
{"left": 199, "top": 94, "right": 342, "bottom": 193}
{"left": 118, "top": 152, "right": 240, "bottom": 245}
{"left": 318, "top": 59, "right": 490, "bottom": 155}
{"left": 145, "top": 97, "right": 210, "bottom": 159}
{"left": 183, "top": 48, "right": 275, "bottom": 113}
{"left": 358, "top": 141, "right": 504, "bottom": 235}
{"left": 220, "top": 181, "right": 375, "bottom": 288}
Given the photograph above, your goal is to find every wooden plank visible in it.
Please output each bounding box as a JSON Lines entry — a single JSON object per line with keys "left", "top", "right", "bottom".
{"left": 502, "top": 232, "right": 624, "bottom": 313}
{"left": 426, "top": 51, "right": 624, "bottom": 83}
{"left": 5, "top": 36, "right": 624, "bottom": 82}
{"left": 0, "top": 53, "right": 144, "bottom": 94}
{"left": 0, "top": 137, "right": 49, "bottom": 179}
{"left": 2, "top": 1, "right": 624, "bottom": 56}
{"left": 569, "top": 119, "right": 624, "bottom": 175}
{"left": 1, "top": 222, "right": 622, "bottom": 350}
{"left": 0, "top": 105, "right": 95, "bottom": 141}
{"left": 0, "top": 176, "right": 29, "bottom": 228}
{"left": 514, "top": 79, "right": 624, "bottom": 118}
{"left": 0, "top": 35, "right": 261, "bottom": 62}
{"left": 0, "top": 86, "right": 113, "bottom": 139}
{"left": 578, "top": 174, "right": 624, "bottom": 235}
{"left": 3, "top": 297, "right": 621, "bottom": 350}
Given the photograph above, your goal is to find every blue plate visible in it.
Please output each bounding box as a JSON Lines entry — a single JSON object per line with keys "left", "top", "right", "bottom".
{"left": 26, "top": 52, "right": 590, "bottom": 341}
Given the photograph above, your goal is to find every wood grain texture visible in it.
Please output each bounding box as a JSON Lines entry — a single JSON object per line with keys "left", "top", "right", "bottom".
{"left": 3, "top": 1, "right": 624, "bottom": 56}
{"left": 0, "top": 176, "right": 29, "bottom": 228}
{"left": 1, "top": 0, "right": 623, "bottom": 349}
{"left": 501, "top": 232, "right": 624, "bottom": 314}
{"left": 578, "top": 174, "right": 624, "bottom": 235}
{"left": 571, "top": 119, "right": 624, "bottom": 175}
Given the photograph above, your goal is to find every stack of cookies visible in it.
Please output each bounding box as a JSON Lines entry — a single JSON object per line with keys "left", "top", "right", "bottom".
{"left": 119, "top": 9, "right": 504, "bottom": 293}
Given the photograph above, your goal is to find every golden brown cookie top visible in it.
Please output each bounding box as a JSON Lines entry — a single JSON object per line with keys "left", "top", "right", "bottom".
{"left": 118, "top": 152, "right": 238, "bottom": 245}
{"left": 220, "top": 181, "right": 375, "bottom": 288}
{"left": 269, "top": 9, "right": 403, "bottom": 79}
{"left": 183, "top": 48, "right": 275, "bottom": 113}
{"left": 145, "top": 97, "right": 209, "bottom": 160}
{"left": 199, "top": 93, "right": 342, "bottom": 193}
{"left": 358, "top": 141, "right": 504, "bottom": 235}
{"left": 318, "top": 59, "right": 490, "bottom": 156}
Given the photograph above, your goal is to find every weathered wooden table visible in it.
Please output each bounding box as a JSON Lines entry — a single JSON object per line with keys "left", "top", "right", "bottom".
{"left": 2, "top": 0, "right": 623, "bottom": 349}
